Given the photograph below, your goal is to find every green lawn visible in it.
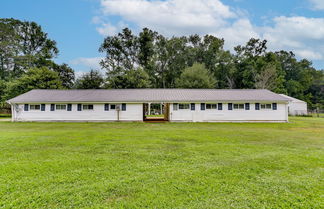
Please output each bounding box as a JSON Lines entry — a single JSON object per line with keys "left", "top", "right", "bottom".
{"left": 0, "top": 118, "right": 323, "bottom": 208}
{"left": 0, "top": 114, "right": 11, "bottom": 119}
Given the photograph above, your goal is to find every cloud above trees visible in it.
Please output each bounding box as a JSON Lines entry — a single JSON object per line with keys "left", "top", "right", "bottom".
{"left": 91, "top": 0, "right": 324, "bottom": 65}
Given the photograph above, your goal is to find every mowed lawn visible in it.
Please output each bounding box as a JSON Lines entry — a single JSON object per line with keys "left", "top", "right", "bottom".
{"left": 0, "top": 118, "right": 323, "bottom": 208}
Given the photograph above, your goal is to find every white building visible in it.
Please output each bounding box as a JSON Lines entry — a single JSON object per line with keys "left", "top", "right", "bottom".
{"left": 7, "top": 89, "right": 290, "bottom": 122}
{"left": 279, "top": 94, "right": 308, "bottom": 116}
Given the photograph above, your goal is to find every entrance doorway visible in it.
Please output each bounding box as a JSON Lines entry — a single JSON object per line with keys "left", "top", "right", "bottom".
{"left": 143, "top": 103, "right": 169, "bottom": 122}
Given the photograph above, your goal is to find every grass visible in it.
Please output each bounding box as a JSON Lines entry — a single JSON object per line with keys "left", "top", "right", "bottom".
{"left": 0, "top": 118, "right": 323, "bottom": 208}
{"left": 0, "top": 113, "right": 11, "bottom": 119}
{"left": 146, "top": 114, "right": 164, "bottom": 118}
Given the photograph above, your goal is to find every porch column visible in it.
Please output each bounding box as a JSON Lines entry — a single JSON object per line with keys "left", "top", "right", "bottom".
{"left": 148, "top": 103, "right": 151, "bottom": 115}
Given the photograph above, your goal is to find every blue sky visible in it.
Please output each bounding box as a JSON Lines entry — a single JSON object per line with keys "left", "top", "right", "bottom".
{"left": 1, "top": 0, "right": 324, "bottom": 75}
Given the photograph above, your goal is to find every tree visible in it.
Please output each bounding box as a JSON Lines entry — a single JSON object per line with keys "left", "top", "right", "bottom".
{"left": 4, "top": 67, "right": 62, "bottom": 100}
{"left": 176, "top": 63, "right": 216, "bottom": 88}
{"left": 255, "top": 63, "right": 278, "bottom": 90}
{"left": 74, "top": 70, "right": 104, "bottom": 89}
{"left": 52, "top": 63, "right": 75, "bottom": 88}
{"left": 0, "top": 18, "right": 58, "bottom": 80}
{"left": 106, "top": 68, "right": 151, "bottom": 89}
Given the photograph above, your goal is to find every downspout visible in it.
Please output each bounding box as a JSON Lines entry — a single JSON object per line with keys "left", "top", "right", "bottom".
{"left": 286, "top": 102, "right": 289, "bottom": 123}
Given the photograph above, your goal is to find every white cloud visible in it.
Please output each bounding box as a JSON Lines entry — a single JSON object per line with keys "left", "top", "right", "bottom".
{"left": 262, "top": 16, "right": 324, "bottom": 60}
{"left": 93, "top": 0, "right": 324, "bottom": 63}
{"left": 215, "top": 18, "right": 260, "bottom": 49}
{"left": 98, "top": 0, "right": 236, "bottom": 36}
{"left": 70, "top": 57, "right": 104, "bottom": 70}
{"left": 309, "top": 0, "right": 324, "bottom": 10}
{"left": 96, "top": 21, "right": 128, "bottom": 36}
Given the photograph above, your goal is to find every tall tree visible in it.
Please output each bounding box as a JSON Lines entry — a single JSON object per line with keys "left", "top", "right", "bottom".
{"left": 74, "top": 70, "right": 104, "bottom": 89}
{"left": 4, "top": 67, "right": 62, "bottom": 100}
{"left": 106, "top": 68, "right": 151, "bottom": 89}
{"left": 52, "top": 63, "right": 75, "bottom": 89}
{"left": 0, "top": 18, "right": 58, "bottom": 80}
{"left": 176, "top": 63, "right": 216, "bottom": 88}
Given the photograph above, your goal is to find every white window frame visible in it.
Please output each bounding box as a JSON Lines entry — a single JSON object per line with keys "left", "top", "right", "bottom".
{"left": 30, "top": 104, "right": 41, "bottom": 111}
{"left": 261, "top": 104, "right": 272, "bottom": 110}
{"left": 83, "top": 104, "right": 94, "bottom": 110}
{"left": 55, "top": 104, "right": 67, "bottom": 110}
{"left": 206, "top": 103, "right": 217, "bottom": 110}
{"left": 233, "top": 103, "right": 245, "bottom": 110}
{"left": 178, "top": 103, "right": 190, "bottom": 110}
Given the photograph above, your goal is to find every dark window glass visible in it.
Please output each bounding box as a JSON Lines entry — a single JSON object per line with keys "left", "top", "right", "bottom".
{"left": 122, "top": 103, "right": 126, "bottom": 111}
{"left": 67, "top": 104, "right": 72, "bottom": 111}
{"left": 77, "top": 104, "right": 82, "bottom": 111}
{"left": 272, "top": 103, "right": 277, "bottom": 110}
{"left": 190, "top": 103, "right": 195, "bottom": 111}
{"left": 56, "top": 104, "right": 67, "bottom": 110}
{"left": 245, "top": 103, "right": 250, "bottom": 110}
{"left": 201, "top": 103, "right": 205, "bottom": 111}
{"left": 41, "top": 104, "right": 45, "bottom": 111}
{"left": 83, "top": 104, "right": 94, "bottom": 110}
{"left": 179, "top": 104, "right": 190, "bottom": 109}
{"left": 228, "top": 103, "right": 233, "bottom": 110}
{"left": 51, "top": 104, "right": 55, "bottom": 111}
{"left": 206, "top": 104, "right": 217, "bottom": 109}
{"left": 104, "top": 103, "right": 109, "bottom": 111}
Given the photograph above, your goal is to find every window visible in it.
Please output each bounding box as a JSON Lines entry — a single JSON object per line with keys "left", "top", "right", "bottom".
{"left": 56, "top": 104, "right": 67, "bottom": 110}
{"left": 179, "top": 103, "right": 190, "bottom": 110}
{"left": 190, "top": 103, "right": 195, "bottom": 111}
{"left": 201, "top": 103, "right": 205, "bottom": 111}
{"left": 83, "top": 104, "right": 94, "bottom": 110}
{"left": 206, "top": 104, "right": 217, "bottom": 109}
{"left": 30, "top": 105, "right": 40, "bottom": 110}
{"left": 110, "top": 104, "right": 116, "bottom": 110}
{"left": 233, "top": 104, "right": 244, "bottom": 110}
{"left": 261, "top": 104, "right": 272, "bottom": 109}
{"left": 104, "top": 104, "right": 109, "bottom": 111}
{"left": 173, "top": 103, "right": 178, "bottom": 111}
{"left": 122, "top": 103, "right": 126, "bottom": 111}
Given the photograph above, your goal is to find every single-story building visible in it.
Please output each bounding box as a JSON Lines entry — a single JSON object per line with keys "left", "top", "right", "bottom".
{"left": 7, "top": 89, "right": 290, "bottom": 122}
{"left": 279, "top": 94, "right": 308, "bottom": 116}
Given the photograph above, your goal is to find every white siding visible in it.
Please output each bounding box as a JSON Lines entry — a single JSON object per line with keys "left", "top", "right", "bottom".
{"left": 12, "top": 103, "right": 143, "bottom": 122}
{"left": 288, "top": 102, "right": 307, "bottom": 116}
{"left": 11, "top": 102, "right": 288, "bottom": 122}
{"left": 170, "top": 103, "right": 288, "bottom": 122}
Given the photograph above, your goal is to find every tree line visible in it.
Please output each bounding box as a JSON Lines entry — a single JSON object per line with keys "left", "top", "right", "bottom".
{"left": 0, "top": 18, "right": 323, "bottom": 110}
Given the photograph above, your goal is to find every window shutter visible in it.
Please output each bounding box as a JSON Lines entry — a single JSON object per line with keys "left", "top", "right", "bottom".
{"left": 245, "top": 103, "right": 250, "bottom": 110}
{"left": 218, "top": 103, "right": 222, "bottom": 110}
{"left": 67, "top": 104, "right": 72, "bottom": 111}
{"left": 104, "top": 103, "right": 109, "bottom": 111}
{"left": 24, "top": 104, "right": 29, "bottom": 111}
{"left": 122, "top": 103, "right": 126, "bottom": 111}
{"left": 228, "top": 103, "right": 233, "bottom": 110}
{"left": 255, "top": 103, "right": 260, "bottom": 110}
{"left": 201, "top": 103, "right": 205, "bottom": 111}
{"left": 173, "top": 103, "right": 178, "bottom": 111}
{"left": 51, "top": 104, "right": 55, "bottom": 111}
{"left": 77, "top": 104, "right": 82, "bottom": 111}
{"left": 41, "top": 104, "right": 45, "bottom": 111}
{"left": 190, "top": 103, "right": 195, "bottom": 111}
{"left": 272, "top": 103, "right": 277, "bottom": 110}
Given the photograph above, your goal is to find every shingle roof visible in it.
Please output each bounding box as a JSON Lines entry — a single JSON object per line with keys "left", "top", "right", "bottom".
{"left": 7, "top": 89, "right": 289, "bottom": 103}
{"left": 279, "top": 94, "right": 307, "bottom": 103}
